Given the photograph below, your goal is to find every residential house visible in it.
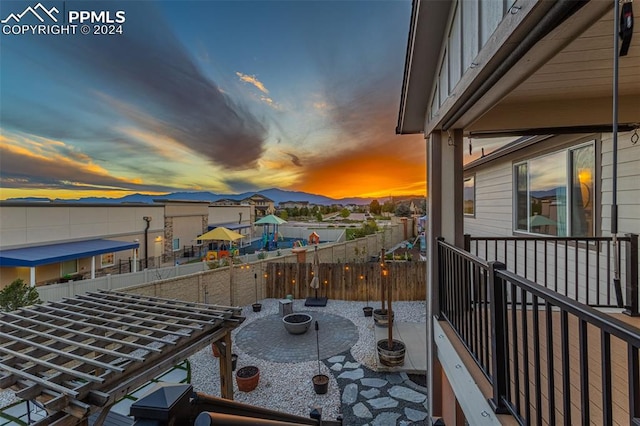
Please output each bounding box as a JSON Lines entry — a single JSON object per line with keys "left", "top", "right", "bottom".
{"left": 397, "top": 1, "right": 639, "bottom": 424}
{"left": 278, "top": 200, "right": 310, "bottom": 210}
{"left": 241, "top": 193, "right": 275, "bottom": 219}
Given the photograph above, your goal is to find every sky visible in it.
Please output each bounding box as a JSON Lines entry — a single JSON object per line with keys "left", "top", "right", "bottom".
{"left": 0, "top": 0, "right": 426, "bottom": 201}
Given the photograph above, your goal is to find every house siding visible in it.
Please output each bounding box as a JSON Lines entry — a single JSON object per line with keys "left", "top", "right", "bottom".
{"left": 464, "top": 132, "right": 639, "bottom": 306}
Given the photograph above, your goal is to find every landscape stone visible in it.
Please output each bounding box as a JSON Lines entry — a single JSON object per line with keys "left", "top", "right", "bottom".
{"left": 360, "top": 388, "right": 380, "bottom": 399}
{"left": 338, "top": 368, "right": 364, "bottom": 381}
{"left": 343, "top": 361, "right": 360, "bottom": 369}
{"left": 342, "top": 383, "right": 358, "bottom": 404}
{"left": 372, "top": 412, "right": 401, "bottom": 426}
{"left": 330, "top": 363, "right": 343, "bottom": 371}
{"left": 367, "top": 397, "right": 398, "bottom": 409}
{"left": 352, "top": 402, "right": 373, "bottom": 419}
{"left": 386, "top": 373, "right": 404, "bottom": 384}
{"left": 405, "top": 407, "right": 428, "bottom": 422}
{"left": 388, "top": 386, "right": 426, "bottom": 403}
{"left": 328, "top": 355, "right": 345, "bottom": 363}
{"left": 360, "top": 378, "right": 388, "bottom": 388}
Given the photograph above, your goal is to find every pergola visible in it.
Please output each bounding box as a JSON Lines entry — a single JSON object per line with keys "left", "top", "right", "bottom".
{"left": 0, "top": 290, "right": 244, "bottom": 425}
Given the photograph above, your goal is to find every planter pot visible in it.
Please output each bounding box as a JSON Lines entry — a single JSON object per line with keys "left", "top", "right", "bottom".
{"left": 312, "top": 374, "right": 329, "bottom": 395}
{"left": 282, "top": 313, "right": 312, "bottom": 335}
{"left": 236, "top": 366, "right": 260, "bottom": 392}
{"left": 363, "top": 306, "right": 373, "bottom": 317}
{"left": 373, "top": 309, "right": 394, "bottom": 327}
{"left": 252, "top": 303, "right": 262, "bottom": 312}
{"left": 286, "top": 294, "right": 294, "bottom": 301}
{"left": 377, "top": 339, "right": 406, "bottom": 367}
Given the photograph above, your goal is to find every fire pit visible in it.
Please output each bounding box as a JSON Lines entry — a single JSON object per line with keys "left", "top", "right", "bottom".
{"left": 282, "top": 313, "right": 313, "bottom": 335}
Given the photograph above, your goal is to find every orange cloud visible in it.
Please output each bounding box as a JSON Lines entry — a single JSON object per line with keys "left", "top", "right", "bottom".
{"left": 236, "top": 72, "right": 269, "bottom": 94}
{"left": 289, "top": 133, "right": 426, "bottom": 199}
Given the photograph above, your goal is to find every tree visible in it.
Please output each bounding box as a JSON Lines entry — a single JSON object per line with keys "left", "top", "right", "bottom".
{"left": 395, "top": 203, "right": 411, "bottom": 217}
{"left": 382, "top": 200, "right": 396, "bottom": 214}
{"left": 370, "top": 199, "right": 381, "bottom": 215}
{"left": 0, "top": 279, "right": 41, "bottom": 312}
{"left": 279, "top": 210, "right": 289, "bottom": 220}
{"left": 340, "top": 208, "right": 351, "bottom": 218}
{"left": 316, "top": 212, "right": 323, "bottom": 222}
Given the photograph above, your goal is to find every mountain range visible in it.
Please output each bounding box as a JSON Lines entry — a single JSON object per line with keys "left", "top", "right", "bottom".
{"left": 6, "top": 188, "right": 406, "bottom": 206}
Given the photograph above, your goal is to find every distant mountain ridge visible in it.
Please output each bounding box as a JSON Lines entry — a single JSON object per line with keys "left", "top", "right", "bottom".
{"left": 5, "top": 188, "right": 406, "bottom": 206}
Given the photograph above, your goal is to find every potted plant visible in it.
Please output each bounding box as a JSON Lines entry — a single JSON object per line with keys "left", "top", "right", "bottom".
{"left": 236, "top": 365, "right": 260, "bottom": 392}
{"left": 312, "top": 321, "right": 329, "bottom": 394}
{"left": 252, "top": 273, "right": 262, "bottom": 312}
{"left": 376, "top": 263, "right": 405, "bottom": 367}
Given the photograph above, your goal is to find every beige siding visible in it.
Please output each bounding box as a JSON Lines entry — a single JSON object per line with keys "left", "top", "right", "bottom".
{"left": 464, "top": 161, "right": 513, "bottom": 236}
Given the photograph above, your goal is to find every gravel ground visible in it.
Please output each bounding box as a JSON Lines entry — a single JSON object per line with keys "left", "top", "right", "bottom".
{"left": 189, "top": 298, "right": 426, "bottom": 422}
{"left": 0, "top": 298, "right": 427, "bottom": 423}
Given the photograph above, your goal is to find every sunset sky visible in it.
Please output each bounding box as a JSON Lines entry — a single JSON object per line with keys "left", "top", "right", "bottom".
{"left": 0, "top": 0, "right": 426, "bottom": 201}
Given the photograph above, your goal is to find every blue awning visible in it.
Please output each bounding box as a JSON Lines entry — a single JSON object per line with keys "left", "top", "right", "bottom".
{"left": 208, "top": 223, "right": 251, "bottom": 231}
{"left": 0, "top": 239, "right": 140, "bottom": 267}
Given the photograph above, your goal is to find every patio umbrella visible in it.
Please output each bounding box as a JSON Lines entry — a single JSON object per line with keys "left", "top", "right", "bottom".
{"left": 305, "top": 246, "right": 327, "bottom": 307}
{"left": 198, "top": 227, "right": 245, "bottom": 241}
{"left": 528, "top": 215, "right": 557, "bottom": 228}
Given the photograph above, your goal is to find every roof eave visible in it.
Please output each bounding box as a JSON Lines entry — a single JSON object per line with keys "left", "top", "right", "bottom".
{"left": 396, "top": 0, "right": 452, "bottom": 135}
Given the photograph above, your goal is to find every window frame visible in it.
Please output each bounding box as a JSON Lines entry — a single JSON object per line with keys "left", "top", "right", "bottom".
{"left": 101, "top": 252, "right": 115, "bottom": 268}
{"left": 61, "top": 259, "right": 78, "bottom": 276}
{"left": 172, "top": 238, "right": 180, "bottom": 252}
{"left": 512, "top": 140, "right": 597, "bottom": 237}
{"left": 463, "top": 174, "right": 476, "bottom": 217}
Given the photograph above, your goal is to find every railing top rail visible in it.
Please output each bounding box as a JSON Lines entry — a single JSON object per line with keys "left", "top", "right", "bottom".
{"left": 438, "top": 239, "right": 489, "bottom": 269}
{"left": 468, "top": 235, "right": 631, "bottom": 242}
{"left": 497, "top": 268, "right": 640, "bottom": 347}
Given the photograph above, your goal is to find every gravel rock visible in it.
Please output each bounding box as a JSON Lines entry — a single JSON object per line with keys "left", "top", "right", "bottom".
{"left": 188, "top": 298, "right": 425, "bottom": 421}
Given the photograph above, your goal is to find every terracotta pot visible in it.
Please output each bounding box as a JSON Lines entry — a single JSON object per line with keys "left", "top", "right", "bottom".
{"left": 312, "top": 374, "right": 329, "bottom": 394}
{"left": 236, "top": 366, "right": 260, "bottom": 392}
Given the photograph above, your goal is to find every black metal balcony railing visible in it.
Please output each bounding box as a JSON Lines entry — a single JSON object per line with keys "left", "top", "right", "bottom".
{"left": 465, "top": 234, "right": 638, "bottom": 314}
{"left": 437, "top": 238, "right": 640, "bottom": 425}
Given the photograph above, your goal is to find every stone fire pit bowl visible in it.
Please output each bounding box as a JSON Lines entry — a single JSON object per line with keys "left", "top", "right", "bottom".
{"left": 282, "top": 313, "right": 313, "bottom": 335}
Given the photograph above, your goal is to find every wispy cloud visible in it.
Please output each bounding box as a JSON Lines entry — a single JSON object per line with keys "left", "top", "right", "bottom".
{"left": 236, "top": 72, "right": 269, "bottom": 94}
{"left": 0, "top": 134, "right": 176, "bottom": 192}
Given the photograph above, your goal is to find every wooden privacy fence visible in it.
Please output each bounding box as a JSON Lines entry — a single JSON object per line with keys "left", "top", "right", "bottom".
{"left": 265, "top": 262, "right": 426, "bottom": 301}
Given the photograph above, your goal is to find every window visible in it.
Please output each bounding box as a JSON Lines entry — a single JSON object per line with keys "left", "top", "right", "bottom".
{"left": 514, "top": 143, "right": 595, "bottom": 236}
{"left": 101, "top": 252, "right": 115, "bottom": 267}
{"left": 61, "top": 259, "right": 78, "bottom": 276}
{"left": 463, "top": 176, "right": 475, "bottom": 216}
{"left": 172, "top": 238, "right": 180, "bottom": 251}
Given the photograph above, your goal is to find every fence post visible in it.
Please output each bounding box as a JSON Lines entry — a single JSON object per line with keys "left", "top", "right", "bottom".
{"left": 624, "top": 234, "right": 639, "bottom": 317}
{"left": 488, "top": 261, "right": 509, "bottom": 414}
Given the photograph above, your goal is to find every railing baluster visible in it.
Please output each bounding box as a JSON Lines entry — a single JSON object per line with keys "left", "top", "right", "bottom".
{"left": 597, "top": 240, "right": 601, "bottom": 306}
{"left": 564, "top": 241, "right": 568, "bottom": 297}
{"left": 484, "top": 268, "right": 491, "bottom": 377}
{"left": 601, "top": 331, "right": 612, "bottom": 424}
{"left": 545, "top": 302, "right": 556, "bottom": 424}
{"left": 624, "top": 234, "right": 639, "bottom": 316}
{"left": 522, "top": 287, "right": 531, "bottom": 422}
{"left": 575, "top": 239, "right": 579, "bottom": 303}
{"left": 511, "top": 281, "right": 521, "bottom": 415}
{"left": 533, "top": 296, "right": 542, "bottom": 426}
{"left": 607, "top": 241, "right": 612, "bottom": 305}
{"left": 488, "top": 262, "right": 509, "bottom": 414}
{"left": 585, "top": 241, "right": 589, "bottom": 305}
{"left": 561, "top": 310, "right": 571, "bottom": 425}
{"left": 579, "top": 319, "right": 590, "bottom": 424}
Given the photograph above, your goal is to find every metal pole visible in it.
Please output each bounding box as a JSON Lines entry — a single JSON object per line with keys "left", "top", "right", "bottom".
{"left": 612, "top": 0, "right": 621, "bottom": 304}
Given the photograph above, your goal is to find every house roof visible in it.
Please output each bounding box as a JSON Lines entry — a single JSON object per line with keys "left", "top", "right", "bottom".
{"left": 398, "top": 1, "right": 639, "bottom": 136}
{"left": 0, "top": 239, "right": 140, "bottom": 267}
